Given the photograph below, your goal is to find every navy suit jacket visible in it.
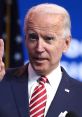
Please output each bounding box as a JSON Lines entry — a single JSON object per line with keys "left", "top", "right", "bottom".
{"left": 0, "top": 64, "right": 82, "bottom": 117}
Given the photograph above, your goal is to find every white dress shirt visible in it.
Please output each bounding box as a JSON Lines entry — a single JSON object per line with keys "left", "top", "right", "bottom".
{"left": 28, "top": 63, "right": 62, "bottom": 116}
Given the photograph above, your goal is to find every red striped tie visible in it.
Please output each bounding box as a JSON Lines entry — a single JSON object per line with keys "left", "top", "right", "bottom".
{"left": 29, "top": 76, "right": 47, "bottom": 117}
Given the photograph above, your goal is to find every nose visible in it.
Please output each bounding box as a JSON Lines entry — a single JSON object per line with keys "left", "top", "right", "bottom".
{"left": 35, "top": 37, "right": 45, "bottom": 53}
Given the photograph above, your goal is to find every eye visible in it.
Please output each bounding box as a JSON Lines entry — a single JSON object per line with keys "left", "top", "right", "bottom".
{"left": 28, "top": 33, "right": 38, "bottom": 41}
{"left": 45, "top": 36, "right": 54, "bottom": 40}
{"left": 44, "top": 36, "right": 54, "bottom": 43}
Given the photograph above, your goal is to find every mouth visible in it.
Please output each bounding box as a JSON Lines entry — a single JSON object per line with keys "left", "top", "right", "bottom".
{"left": 32, "top": 57, "right": 48, "bottom": 63}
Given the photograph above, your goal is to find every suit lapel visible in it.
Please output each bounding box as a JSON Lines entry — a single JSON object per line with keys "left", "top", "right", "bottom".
{"left": 10, "top": 65, "right": 30, "bottom": 117}
{"left": 46, "top": 68, "right": 71, "bottom": 117}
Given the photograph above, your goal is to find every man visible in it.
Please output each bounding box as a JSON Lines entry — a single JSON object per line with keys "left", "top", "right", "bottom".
{"left": 0, "top": 3, "right": 82, "bottom": 117}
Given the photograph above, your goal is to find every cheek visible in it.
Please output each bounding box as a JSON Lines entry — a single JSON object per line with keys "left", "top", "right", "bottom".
{"left": 26, "top": 40, "right": 35, "bottom": 52}
{"left": 49, "top": 46, "right": 63, "bottom": 60}
{"left": 25, "top": 43, "right": 33, "bottom": 56}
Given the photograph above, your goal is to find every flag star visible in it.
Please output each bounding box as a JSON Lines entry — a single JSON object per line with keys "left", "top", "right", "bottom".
{"left": 15, "top": 36, "right": 22, "bottom": 43}
{"left": 14, "top": 53, "right": 22, "bottom": 61}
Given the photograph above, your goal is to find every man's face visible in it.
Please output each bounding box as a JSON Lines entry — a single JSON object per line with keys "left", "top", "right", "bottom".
{"left": 25, "top": 12, "right": 70, "bottom": 75}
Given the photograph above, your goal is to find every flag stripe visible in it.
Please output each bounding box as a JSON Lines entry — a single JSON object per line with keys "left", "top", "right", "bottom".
{"left": 5, "top": 2, "right": 11, "bottom": 68}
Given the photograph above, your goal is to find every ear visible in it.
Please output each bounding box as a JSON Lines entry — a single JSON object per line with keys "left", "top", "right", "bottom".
{"left": 63, "top": 36, "right": 71, "bottom": 53}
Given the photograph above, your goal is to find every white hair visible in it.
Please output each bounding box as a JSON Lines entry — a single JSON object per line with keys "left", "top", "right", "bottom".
{"left": 24, "top": 3, "right": 71, "bottom": 38}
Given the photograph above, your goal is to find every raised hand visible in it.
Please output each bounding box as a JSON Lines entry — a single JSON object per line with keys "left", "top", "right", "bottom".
{"left": 0, "top": 39, "right": 5, "bottom": 81}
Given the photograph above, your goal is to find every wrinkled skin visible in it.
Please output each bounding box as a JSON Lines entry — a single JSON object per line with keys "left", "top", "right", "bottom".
{"left": 25, "top": 12, "right": 71, "bottom": 75}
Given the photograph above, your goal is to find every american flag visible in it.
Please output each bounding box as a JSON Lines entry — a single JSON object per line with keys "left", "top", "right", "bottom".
{"left": 0, "top": 0, "right": 24, "bottom": 68}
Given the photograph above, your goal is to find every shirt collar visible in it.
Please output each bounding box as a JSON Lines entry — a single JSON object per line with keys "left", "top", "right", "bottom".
{"left": 46, "top": 64, "right": 62, "bottom": 88}
{"left": 28, "top": 63, "right": 62, "bottom": 88}
{"left": 28, "top": 63, "right": 40, "bottom": 82}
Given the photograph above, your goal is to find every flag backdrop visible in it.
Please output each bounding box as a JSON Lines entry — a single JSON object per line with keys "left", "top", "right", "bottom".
{"left": 0, "top": 0, "right": 24, "bottom": 68}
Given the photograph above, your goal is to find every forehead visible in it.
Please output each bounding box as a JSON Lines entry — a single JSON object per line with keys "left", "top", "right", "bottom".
{"left": 27, "top": 12, "right": 64, "bottom": 34}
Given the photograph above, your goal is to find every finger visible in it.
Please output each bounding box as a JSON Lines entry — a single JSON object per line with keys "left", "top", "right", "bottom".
{"left": 0, "top": 39, "right": 4, "bottom": 58}
{"left": 0, "top": 39, "right": 5, "bottom": 81}
{"left": 0, "top": 61, "right": 5, "bottom": 81}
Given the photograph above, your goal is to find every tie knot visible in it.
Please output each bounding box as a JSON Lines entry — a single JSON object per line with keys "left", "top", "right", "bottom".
{"left": 39, "top": 76, "right": 48, "bottom": 85}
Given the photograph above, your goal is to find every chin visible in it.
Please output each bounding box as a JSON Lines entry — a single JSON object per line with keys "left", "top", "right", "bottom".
{"left": 33, "top": 66, "right": 48, "bottom": 75}
{"left": 35, "top": 70, "right": 47, "bottom": 76}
